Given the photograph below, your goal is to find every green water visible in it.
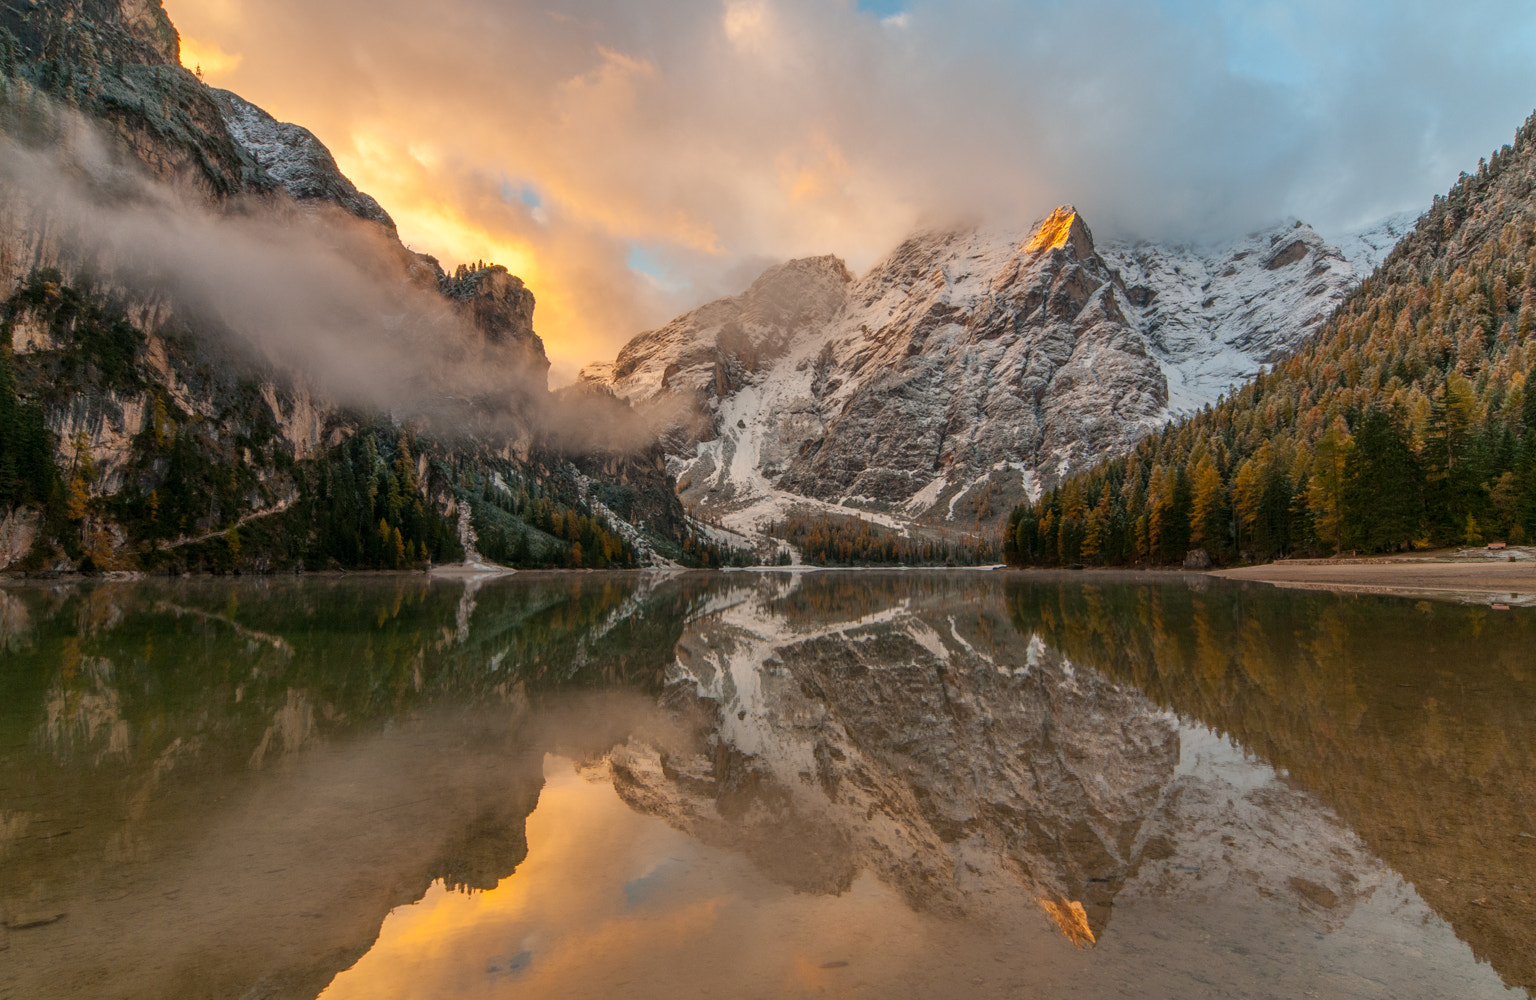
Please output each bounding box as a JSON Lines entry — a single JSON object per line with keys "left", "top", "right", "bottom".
{"left": 0, "top": 572, "right": 1531, "bottom": 999}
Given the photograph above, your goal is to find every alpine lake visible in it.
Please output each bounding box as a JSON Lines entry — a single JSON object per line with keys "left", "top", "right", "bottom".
{"left": 0, "top": 569, "right": 1532, "bottom": 1000}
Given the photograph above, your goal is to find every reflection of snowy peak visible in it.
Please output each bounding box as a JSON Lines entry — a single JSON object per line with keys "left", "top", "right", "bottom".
{"left": 584, "top": 208, "right": 1410, "bottom": 534}
{"left": 607, "top": 580, "right": 1389, "bottom": 944}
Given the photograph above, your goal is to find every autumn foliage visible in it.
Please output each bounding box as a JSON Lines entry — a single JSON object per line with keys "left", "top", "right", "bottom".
{"left": 1008, "top": 111, "right": 1536, "bottom": 566}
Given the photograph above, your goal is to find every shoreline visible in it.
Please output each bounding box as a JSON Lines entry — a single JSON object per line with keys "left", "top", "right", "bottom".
{"left": 0, "top": 563, "right": 1015, "bottom": 586}
{"left": 1213, "top": 554, "right": 1536, "bottom": 606}
{"left": 7, "top": 558, "right": 1533, "bottom": 607}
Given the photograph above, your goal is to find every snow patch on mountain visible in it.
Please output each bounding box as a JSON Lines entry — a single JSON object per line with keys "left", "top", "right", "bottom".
{"left": 1100, "top": 218, "right": 1363, "bottom": 417}
{"left": 211, "top": 89, "right": 395, "bottom": 230}
{"left": 1327, "top": 210, "right": 1419, "bottom": 276}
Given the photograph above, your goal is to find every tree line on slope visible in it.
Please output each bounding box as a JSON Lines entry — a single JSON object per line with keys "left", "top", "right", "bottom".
{"left": 769, "top": 514, "right": 998, "bottom": 566}
{"left": 1006, "top": 111, "right": 1536, "bottom": 567}
{"left": 460, "top": 465, "right": 638, "bottom": 569}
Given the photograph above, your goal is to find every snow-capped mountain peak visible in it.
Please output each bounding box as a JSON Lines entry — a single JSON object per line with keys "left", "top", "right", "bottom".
{"left": 584, "top": 207, "right": 1413, "bottom": 538}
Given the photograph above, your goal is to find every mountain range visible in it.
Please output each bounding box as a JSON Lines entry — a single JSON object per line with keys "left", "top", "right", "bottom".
{"left": 0, "top": 0, "right": 1453, "bottom": 574}
{"left": 1005, "top": 113, "right": 1536, "bottom": 566}
{"left": 581, "top": 208, "right": 1411, "bottom": 546}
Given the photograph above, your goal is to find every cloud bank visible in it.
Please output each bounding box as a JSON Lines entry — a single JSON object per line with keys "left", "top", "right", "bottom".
{"left": 168, "top": 0, "right": 1536, "bottom": 377}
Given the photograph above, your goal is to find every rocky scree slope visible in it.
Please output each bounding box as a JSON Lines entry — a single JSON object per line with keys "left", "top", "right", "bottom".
{"left": 584, "top": 208, "right": 1404, "bottom": 537}
{"left": 0, "top": 0, "right": 686, "bottom": 573}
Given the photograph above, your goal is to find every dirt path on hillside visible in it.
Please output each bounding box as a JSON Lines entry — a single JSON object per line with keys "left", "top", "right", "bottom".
{"left": 155, "top": 495, "right": 298, "bottom": 551}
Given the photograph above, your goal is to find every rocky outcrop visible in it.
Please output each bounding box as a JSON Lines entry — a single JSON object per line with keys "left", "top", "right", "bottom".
{"left": 775, "top": 212, "right": 1164, "bottom": 513}
{"left": 584, "top": 256, "right": 852, "bottom": 456}
{"left": 0, "top": 507, "right": 41, "bottom": 570}
{"left": 440, "top": 264, "right": 549, "bottom": 382}
{"left": 585, "top": 207, "right": 1407, "bottom": 535}
{"left": 210, "top": 88, "right": 395, "bottom": 229}
{"left": 1, "top": 0, "right": 179, "bottom": 70}
{"left": 0, "top": 1, "right": 264, "bottom": 197}
{"left": 600, "top": 255, "right": 853, "bottom": 401}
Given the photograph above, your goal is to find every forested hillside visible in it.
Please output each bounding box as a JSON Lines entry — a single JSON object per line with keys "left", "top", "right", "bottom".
{"left": 1006, "top": 112, "right": 1536, "bottom": 566}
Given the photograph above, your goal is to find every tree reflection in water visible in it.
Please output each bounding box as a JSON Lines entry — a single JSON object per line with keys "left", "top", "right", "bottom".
{"left": 0, "top": 572, "right": 1529, "bottom": 999}
{"left": 1008, "top": 576, "right": 1536, "bottom": 995}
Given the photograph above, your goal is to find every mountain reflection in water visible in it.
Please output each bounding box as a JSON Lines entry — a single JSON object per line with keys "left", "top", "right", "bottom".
{"left": 0, "top": 571, "right": 1530, "bottom": 999}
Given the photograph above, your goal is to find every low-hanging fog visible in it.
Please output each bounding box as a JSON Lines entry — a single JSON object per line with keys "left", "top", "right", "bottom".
{"left": 0, "top": 98, "right": 673, "bottom": 453}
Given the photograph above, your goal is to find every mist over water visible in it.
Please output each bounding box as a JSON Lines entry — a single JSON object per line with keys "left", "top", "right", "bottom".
{"left": 0, "top": 572, "right": 1530, "bottom": 998}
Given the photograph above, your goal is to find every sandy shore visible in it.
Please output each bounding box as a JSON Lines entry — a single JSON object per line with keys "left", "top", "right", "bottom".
{"left": 1214, "top": 552, "right": 1536, "bottom": 604}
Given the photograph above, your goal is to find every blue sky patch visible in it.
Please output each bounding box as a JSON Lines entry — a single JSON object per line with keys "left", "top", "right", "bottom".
{"left": 625, "top": 243, "right": 693, "bottom": 293}
{"left": 626, "top": 243, "right": 667, "bottom": 279}
{"left": 501, "top": 178, "right": 544, "bottom": 211}
{"left": 857, "top": 0, "right": 907, "bottom": 18}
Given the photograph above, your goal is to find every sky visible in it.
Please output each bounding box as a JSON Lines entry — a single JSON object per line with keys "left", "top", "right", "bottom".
{"left": 168, "top": 0, "right": 1536, "bottom": 384}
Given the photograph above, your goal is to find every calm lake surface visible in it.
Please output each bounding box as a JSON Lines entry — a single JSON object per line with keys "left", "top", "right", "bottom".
{"left": 1, "top": 570, "right": 1532, "bottom": 999}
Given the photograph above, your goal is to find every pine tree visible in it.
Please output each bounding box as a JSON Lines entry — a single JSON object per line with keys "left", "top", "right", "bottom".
{"left": 1515, "top": 371, "right": 1536, "bottom": 540}
{"left": 1341, "top": 409, "right": 1421, "bottom": 552}
{"left": 1423, "top": 375, "right": 1478, "bottom": 543}
{"left": 1308, "top": 417, "right": 1354, "bottom": 554}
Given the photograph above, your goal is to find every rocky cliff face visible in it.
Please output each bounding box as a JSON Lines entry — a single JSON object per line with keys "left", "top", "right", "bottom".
{"left": 0, "top": 0, "right": 262, "bottom": 195}
{"left": 0, "top": 0, "right": 689, "bottom": 573}
{"left": 585, "top": 208, "right": 1408, "bottom": 537}
{"left": 2, "top": 0, "right": 179, "bottom": 69}
{"left": 439, "top": 263, "right": 549, "bottom": 383}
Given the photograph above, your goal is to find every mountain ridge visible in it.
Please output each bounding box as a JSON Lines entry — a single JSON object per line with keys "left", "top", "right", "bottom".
{"left": 1004, "top": 111, "right": 1536, "bottom": 566}
{"left": 584, "top": 206, "right": 1409, "bottom": 544}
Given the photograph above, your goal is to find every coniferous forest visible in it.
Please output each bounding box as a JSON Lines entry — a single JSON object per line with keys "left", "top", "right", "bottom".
{"left": 1006, "top": 111, "right": 1536, "bottom": 567}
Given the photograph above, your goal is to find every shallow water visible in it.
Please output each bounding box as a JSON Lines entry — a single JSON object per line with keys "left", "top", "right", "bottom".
{"left": 0, "top": 571, "right": 1532, "bottom": 999}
